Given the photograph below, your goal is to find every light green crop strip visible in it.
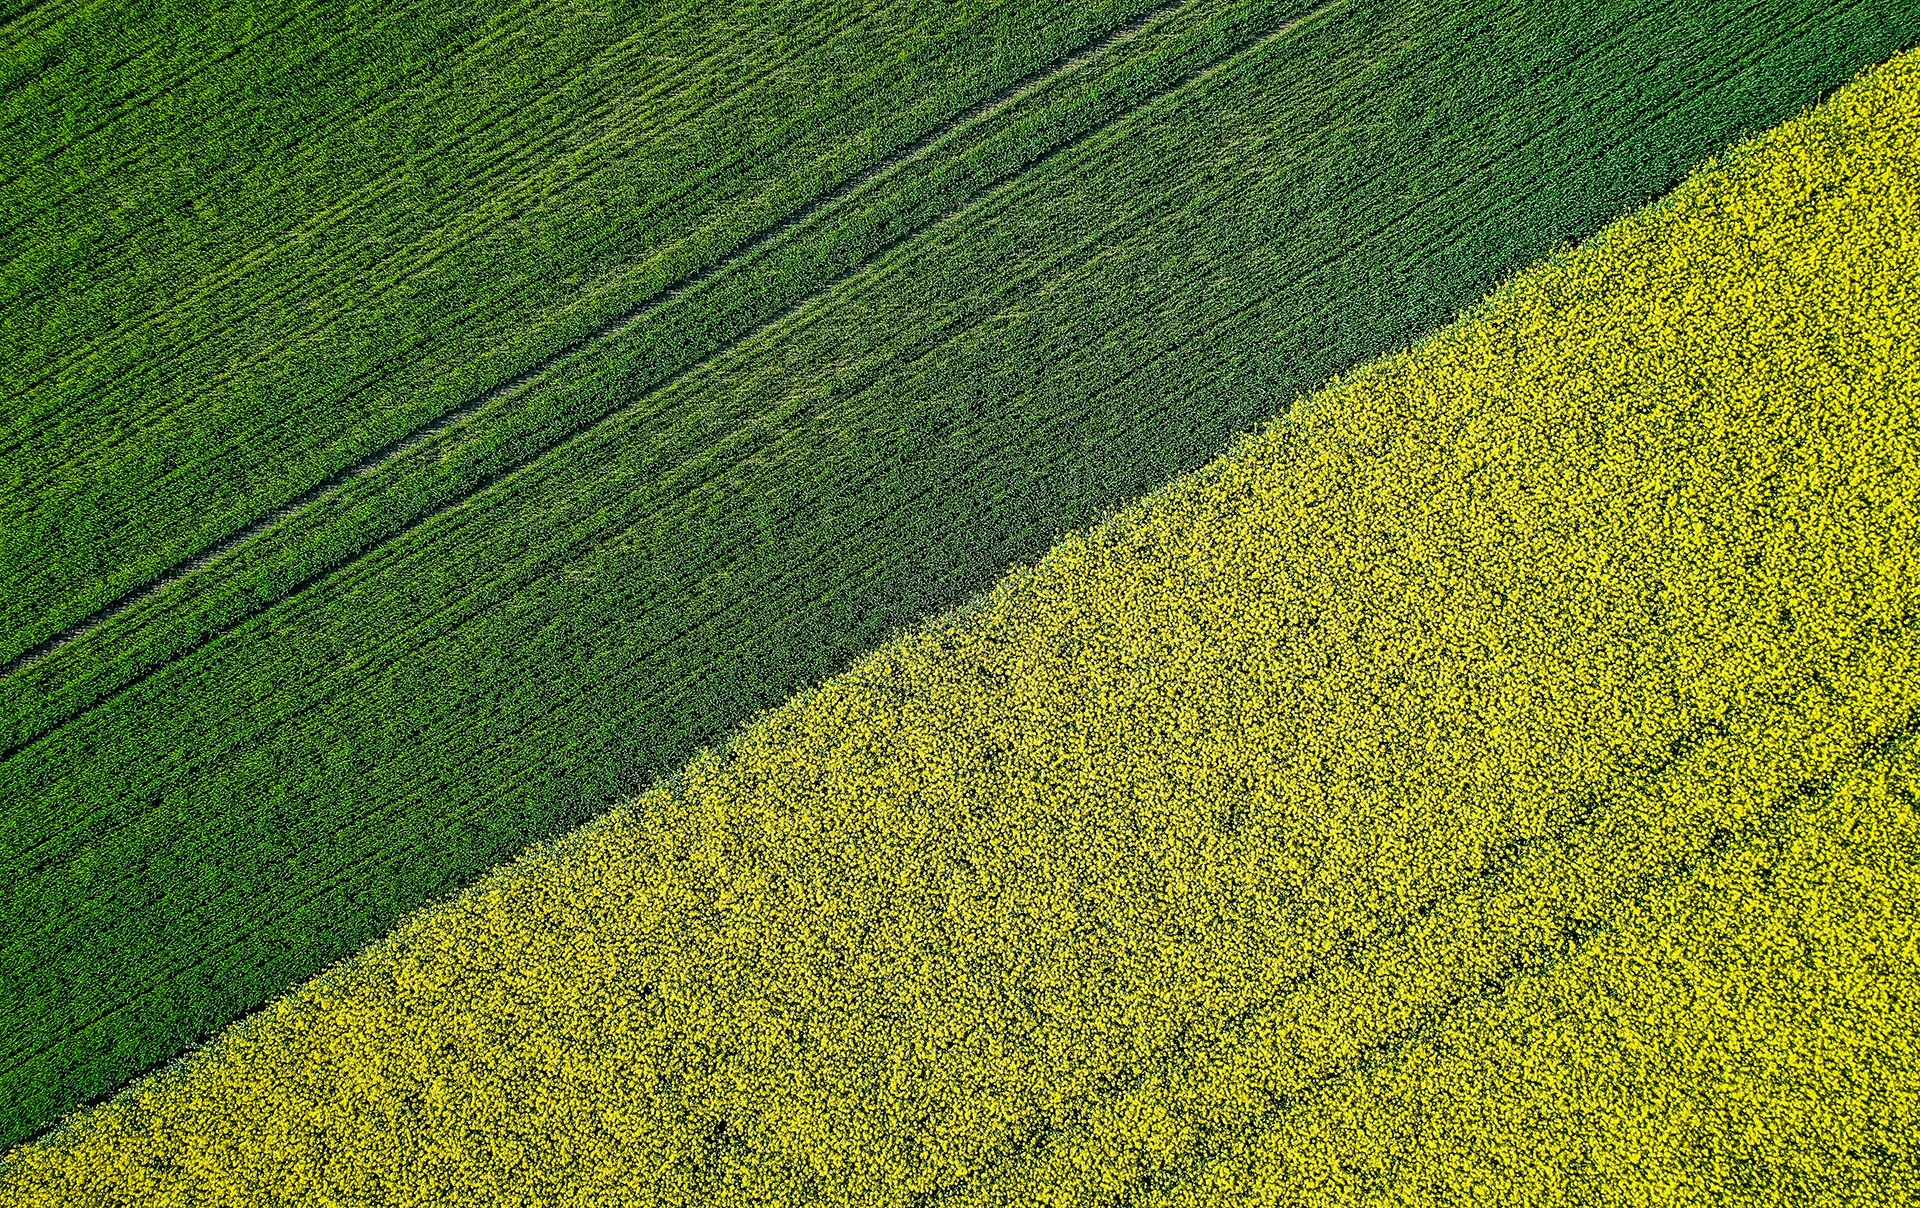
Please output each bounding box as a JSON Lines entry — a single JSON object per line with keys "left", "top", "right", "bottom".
{"left": 3, "top": 45, "right": 1916, "bottom": 1208}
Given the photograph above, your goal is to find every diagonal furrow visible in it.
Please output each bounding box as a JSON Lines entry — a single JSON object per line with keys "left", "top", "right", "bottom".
{"left": 0, "top": 0, "right": 1697, "bottom": 745}
{"left": 0, "top": 0, "right": 1317, "bottom": 690}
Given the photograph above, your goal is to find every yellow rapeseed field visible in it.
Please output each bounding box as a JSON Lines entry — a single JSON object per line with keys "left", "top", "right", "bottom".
{"left": 1164, "top": 722, "right": 1920, "bottom": 1206}
{"left": 4, "top": 46, "right": 1916, "bottom": 1208}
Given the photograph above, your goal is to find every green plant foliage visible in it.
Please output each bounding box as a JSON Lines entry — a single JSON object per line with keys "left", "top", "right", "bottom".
{"left": 1, "top": 0, "right": 1162, "bottom": 656}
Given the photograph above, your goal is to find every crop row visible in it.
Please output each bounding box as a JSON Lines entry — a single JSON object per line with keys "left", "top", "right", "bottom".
{"left": 3, "top": 0, "right": 1912, "bottom": 1148}
{"left": 3, "top": 41, "right": 1914, "bottom": 1199}
{"left": 0, "top": 0, "right": 1316, "bottom": 747}
{"left": 0, "top": 0, "right": 1165, "bottom": 657}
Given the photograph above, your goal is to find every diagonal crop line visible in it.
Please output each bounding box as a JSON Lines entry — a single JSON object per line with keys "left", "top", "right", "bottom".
{"left": 0, "top": 0, "right": 573, "bottom": 239}
{"left": 213, "top": 0, "right": 1770, "bottom": 705}
{"left": 0, "top": 1, "right": 65, "bottom": 40}
{"left": 0, "top": 11, "right": 1820, "bottom": 1068}
{"left": 0, "top": 0, "right": 91, "bottom": 84}
{"left": 1136, "top": 713, "right": 1920, "bottom": 1206}
{"left": 0, "top": 0, "right": 1327, "bottom": 690}
{"left": 892, "top": 34, "right": 1885, "bottom": 1181}
{"left": 0, "top": 0, "right": 1200, "bottom": 679}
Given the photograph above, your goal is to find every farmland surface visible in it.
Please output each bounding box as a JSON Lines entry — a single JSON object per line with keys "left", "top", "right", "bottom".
{"left": 3, "top": 43, "right": 1914, "bottom": 1202}
{"left": 4, "top": 0, "right": 1917, "bottom": 1145}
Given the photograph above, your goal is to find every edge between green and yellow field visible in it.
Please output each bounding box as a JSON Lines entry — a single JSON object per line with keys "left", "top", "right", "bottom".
{"left": 5, "top": 37, "right": 1915, "bottom": 1207}
{"left": 10, "top": 5, "right": 1915, "bottom": 1144}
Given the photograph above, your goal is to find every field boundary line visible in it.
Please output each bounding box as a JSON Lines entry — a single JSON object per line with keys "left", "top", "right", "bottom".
{"left": 0, "top": 0, "right": 1751, "bottom": 780}
{"left": 0, "top": 41, "right": 1388, "bottom": 1060}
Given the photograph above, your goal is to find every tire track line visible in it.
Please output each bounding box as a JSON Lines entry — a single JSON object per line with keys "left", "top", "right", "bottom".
{"left": 0, "top": 0, "right": 1250, "bottom": 684}
{"left": 1120, "top": 706, "right": 1920, "bottom": 1207}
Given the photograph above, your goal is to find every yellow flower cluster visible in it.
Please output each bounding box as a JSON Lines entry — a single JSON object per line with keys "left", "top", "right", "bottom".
{"left": 4, "top": 45, "right": 1916, "bottom": 1207}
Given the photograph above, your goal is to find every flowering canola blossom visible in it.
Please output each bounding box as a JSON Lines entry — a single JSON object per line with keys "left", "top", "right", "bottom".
{"left": 4, "top": 46, "right": 1917, "bottom": 1208}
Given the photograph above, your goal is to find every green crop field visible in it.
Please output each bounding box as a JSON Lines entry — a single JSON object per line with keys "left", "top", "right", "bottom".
{"left": 3, "top": 41, "right": 1913, "bottom": 1202}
